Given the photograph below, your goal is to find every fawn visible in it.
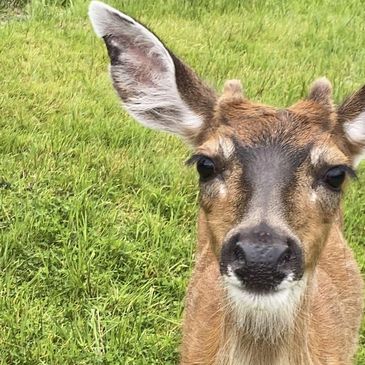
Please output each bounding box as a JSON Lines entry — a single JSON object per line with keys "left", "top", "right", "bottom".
{"left": 89, "top": 2, "right": 364, "bottom": 364}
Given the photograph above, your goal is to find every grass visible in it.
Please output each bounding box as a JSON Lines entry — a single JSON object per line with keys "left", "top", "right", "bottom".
{"left": 0, "top": 0, "right": 364, "bottom": 363}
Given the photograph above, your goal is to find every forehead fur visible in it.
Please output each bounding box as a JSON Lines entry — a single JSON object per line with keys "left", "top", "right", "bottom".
{"left": 201, "top": 96, "right": 340, "bottom": 152}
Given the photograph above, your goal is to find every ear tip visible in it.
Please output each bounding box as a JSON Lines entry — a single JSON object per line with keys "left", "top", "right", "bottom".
{"left": 88, "top": 1, "right": 134, "bottom": 38}
{"left": 88, "top": 1, "right": 109, "bottom": 37}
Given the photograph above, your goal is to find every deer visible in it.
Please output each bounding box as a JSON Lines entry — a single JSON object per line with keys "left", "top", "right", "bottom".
{"left": 88, "top": 2, "right": 364, "bottom": 364}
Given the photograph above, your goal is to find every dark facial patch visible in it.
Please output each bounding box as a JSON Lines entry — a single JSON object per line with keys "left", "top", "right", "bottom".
{"left": 232, "top": 137, "right": 310, "bottom": 218}
{"left": 103, "top": 35, "right": 122, "bottom": 66}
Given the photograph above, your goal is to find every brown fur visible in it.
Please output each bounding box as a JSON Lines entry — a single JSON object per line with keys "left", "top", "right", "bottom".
{"left": 180, "top": 90, "right": 364, "bottom": 364}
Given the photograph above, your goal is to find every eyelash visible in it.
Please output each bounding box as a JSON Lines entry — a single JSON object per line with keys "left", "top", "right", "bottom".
{"left": 320, "top": 165, "right": 357, "bottom": 189}
{"left": 185, "top": 154, "right": 210, "bottom": 166}
{"left": 319, "top": 165, "right": 357, "bottom": 179}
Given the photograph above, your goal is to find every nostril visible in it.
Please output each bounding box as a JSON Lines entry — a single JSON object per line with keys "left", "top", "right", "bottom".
{"left": 234, "top": 244, "right": 246, "bottom": 263}
{"left": 278, "top": 247, "right": 292, "bottom": 265}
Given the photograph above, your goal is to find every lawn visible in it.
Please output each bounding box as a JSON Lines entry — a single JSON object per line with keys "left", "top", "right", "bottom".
{"left": 0, "top": 0, "right": 364, "bottom": 364}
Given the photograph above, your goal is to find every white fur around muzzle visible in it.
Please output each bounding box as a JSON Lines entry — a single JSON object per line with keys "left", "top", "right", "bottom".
{"left": 223, "top": 268, "right": 307, "bottom": 340}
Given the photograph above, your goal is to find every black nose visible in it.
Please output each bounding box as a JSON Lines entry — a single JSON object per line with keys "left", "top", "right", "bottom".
{"left": 235, "top": 240, "right": 290, "bottom": 268}
{"left": 220, "top": 223, "right": 303, "bottom": 293}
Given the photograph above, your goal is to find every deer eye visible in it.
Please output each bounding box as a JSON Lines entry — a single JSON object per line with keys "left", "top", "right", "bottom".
{"left": 197, "top": 157, "right": 216, "bottom": 180}
{"left": 322, "top": 166, "right": 347, "bottom": 191}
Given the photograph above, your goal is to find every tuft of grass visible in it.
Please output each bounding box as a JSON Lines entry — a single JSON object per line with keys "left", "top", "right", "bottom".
{"left": 0, "top": 0, "right": 364, "bottom": 364}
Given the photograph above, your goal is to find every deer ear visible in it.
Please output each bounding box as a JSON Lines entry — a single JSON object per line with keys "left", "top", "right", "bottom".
{"left": 88, "top": 1, "right": 216, "bottom": 145}
{"left": 338, "top": 85, "right": 365, "bottom": 166}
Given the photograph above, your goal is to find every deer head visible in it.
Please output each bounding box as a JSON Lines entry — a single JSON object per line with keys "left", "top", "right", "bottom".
{"left": 89, "top": 1, "right": 365, "bottom": 339}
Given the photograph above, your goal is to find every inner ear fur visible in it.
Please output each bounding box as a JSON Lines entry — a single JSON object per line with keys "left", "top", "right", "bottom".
{"left": 338, "top": 85, "right": 365, "bottom": 123}
{"left": 88, "top": 1, "right": 216, "bottom": 145}
{"left": 337, "top": 85, "right": 365, "bottom": 165}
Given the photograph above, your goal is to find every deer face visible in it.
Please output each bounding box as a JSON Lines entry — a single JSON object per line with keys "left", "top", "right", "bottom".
{"left": 191, "top": 90, "right": 359, "bottom": 321}
{"left": 194, "top": 88, "right": 355, "bottom": 290}
{"left": 89, "top": 0, "right": 365, "bottom": 331}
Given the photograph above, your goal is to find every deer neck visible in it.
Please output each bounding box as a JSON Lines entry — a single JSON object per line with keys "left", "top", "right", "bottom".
{"left": 214, "top": 294, "right": 313, "bottom": 365}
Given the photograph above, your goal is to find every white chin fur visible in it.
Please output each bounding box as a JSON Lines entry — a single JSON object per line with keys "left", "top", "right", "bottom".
{"left": 223, "top": 268, "right": 307, "bottom": 341}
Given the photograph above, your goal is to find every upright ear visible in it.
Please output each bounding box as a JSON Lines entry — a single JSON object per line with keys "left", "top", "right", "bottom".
{"left": 338, "top": 85, "right": 365, "bottom": 166}
{"left": 88, "top": 1, "right": 216, "bottom": 145}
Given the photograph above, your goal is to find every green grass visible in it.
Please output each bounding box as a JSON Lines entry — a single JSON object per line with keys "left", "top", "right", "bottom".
{"left": 0, "top": 0, "right": 364, "bottom": 363}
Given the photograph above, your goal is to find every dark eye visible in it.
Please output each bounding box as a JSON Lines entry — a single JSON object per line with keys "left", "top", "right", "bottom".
{"left": 196, "top": 157, "right": 216, "bottom": 180}
{"left": 323, "top": 166, "right": 346, "bottom": 191}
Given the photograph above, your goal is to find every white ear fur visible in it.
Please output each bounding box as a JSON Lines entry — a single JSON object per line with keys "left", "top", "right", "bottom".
{"left": 88, "top": 1, "right": 204, "bottom": 142}
{"left": 344, "top": 111, "right": 365, "bottom": 166}
{"left": 89, "top": 1, "right": 132, "bottom": 38}
{"left": 88, "top": 1, "right": 173, "bottom": 70}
